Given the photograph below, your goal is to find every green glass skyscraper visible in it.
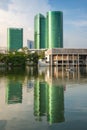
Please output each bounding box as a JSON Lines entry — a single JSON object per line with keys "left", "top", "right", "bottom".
{"left": 7, "top": 28, "right": 23, "bottom": 51}
{"left": 47, "top": 11, "right": 63, "bottom": 48}
{"left": 34, "top": 14, "right": 46, "bottom": 49}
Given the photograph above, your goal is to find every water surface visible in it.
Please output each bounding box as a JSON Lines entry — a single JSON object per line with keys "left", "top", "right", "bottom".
{"left": 0, "top": 67, "right": 87, "bottom": 130}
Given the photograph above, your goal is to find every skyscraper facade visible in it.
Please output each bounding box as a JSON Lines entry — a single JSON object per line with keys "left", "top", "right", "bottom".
{"left": 34, "top": 14, "right": 46, "bottom": 49}
{"left": 7, "top": 28, "right": 23, "bottom": 51}
{"left": 34, "top": 11, "right": 63, "bottom": 49}
{"left": 47, "top": 11, "right": 63, "bottom": 48}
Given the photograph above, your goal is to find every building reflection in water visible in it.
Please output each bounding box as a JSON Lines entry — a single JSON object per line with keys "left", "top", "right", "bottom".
{"left": 47, "top": 84, "right": 64, "bottom": 124}
{"left": 34, "top": 67, "right": 65, "bottom": 124}
{"left": 6, "top": 81, "right": 22, "bottom": 104}
{"left": 34, "top": 80, "right": 47, "bottom": 121}
{"left": 46, "top": 66, "right": 87, "bottom": 82}
{"left": 34, "top": 66, "right": 87, "bottom": 124}
{"left": 27, "top": 80, "right": 34, "bottom": 93}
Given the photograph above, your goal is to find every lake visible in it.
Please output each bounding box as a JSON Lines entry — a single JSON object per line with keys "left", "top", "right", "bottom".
{"left": 0, "top": 66, "right": 87, "bottom": 130}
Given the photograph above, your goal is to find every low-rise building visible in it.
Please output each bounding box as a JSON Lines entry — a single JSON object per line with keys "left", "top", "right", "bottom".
{"left": 45, "top": 48, "right": 87, "bottom": 66}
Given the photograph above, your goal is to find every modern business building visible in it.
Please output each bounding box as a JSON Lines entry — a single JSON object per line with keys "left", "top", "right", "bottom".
{"left": 46, "top": 11, "right": 63, "bottom": 48}
{"left": 34, "top": 14, "right": 46, "bottom": 49}
{"left": 34, "top": 11, "right": 63, "bottom": 49}
{"left": 27, "top": 40, "right": 34, "bottom": 49}
{"left": 7, "top": 28, "right": 23, "bottom": 51}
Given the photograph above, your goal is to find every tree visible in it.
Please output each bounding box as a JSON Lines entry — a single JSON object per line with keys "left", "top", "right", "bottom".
{"left": 5, "top": 52, "right": 26, "bottom": 67}
{"left": 27, "top": 52, "right": 39, "bottom": 65}
{"left": 38, "top": 50, "right": 45, "bottom": 59}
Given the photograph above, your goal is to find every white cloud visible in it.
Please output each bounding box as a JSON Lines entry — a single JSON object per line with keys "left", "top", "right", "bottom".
{"left": 0, "top": 0, "right": 50, "bottom": 47}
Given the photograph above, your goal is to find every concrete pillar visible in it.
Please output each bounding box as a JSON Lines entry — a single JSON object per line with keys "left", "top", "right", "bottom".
{"left": 78, "top": 66, "right": 80, "bottom": 80}
{"left": 86, "top": 56, "right": 87, "bottom": 70}
{"left": 55, "top": 66, "right": 58, "bottom": 78}
{"left": 62, "top": 66, "right": 64, "bottom": 79}
{"left": 57, "top": 54, "right": 58, "bottom": 67}
{"left": 51, "top": 54, "right": 53, "bottom": 66}
{"left": 62, "top": 54, "right": 63, "bottom": 66}
{"left": 78, "top": 54, "right": 79, "bottom": 67}
{"left": 86, "top": 56, "right": 87, "bottom": 66}
{"left": 73, "top": 54, "right": 74, "bottom": 67}
{"left": 50, "top": 66, "right": 53, "bottom": 79}
{"left": 67, "top": 54, "right": 69, "bottom": 67}
{"left": 73, "top": 71, "right": 75, "bottom": 79}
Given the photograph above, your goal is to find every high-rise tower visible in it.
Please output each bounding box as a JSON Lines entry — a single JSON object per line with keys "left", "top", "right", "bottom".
{"left": 27, "top": 40, "right": 34, "bottom": 49}
{"left": 7, "top": 28, "right": 23, "bottom": 51}
{"left": 34, "top": 14, "right": 46, "bottom": 49}
{"left": 46, "top": 11, "right": 63, "bottom": 48}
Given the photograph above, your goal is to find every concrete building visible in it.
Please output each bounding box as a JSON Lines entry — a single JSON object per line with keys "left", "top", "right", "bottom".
{"left": 46, "top": 11, "right": 63, "bottom": 48}
{"left": 7, "top": 28, "right": 23, "bottom": 51}
{"left": 27, "top": 40, "right": 34, "bottom": 49}
{"left": 34, "top": 14, "right": 46, "bottom": 49}
{"left": 45, "top": 48, "right": 87, "bottom": 67}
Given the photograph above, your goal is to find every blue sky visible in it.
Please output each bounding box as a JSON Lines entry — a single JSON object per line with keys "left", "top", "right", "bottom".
{"left": 0, "top": 0, "right": 87, "bottom": 48}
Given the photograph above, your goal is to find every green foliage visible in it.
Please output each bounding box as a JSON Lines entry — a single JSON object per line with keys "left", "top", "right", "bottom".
{"left": 38, "top": 50, "right": 45, "bottom": 59}
{"left": 8, "top": 52, "right": 26, "bottom": 66}
{"left": 0, "top": 53, "right": 8, "bottom": 64}
{"left": 27, "top": 52, "right": 39, "bottom": 65}
{"left": 0, "top": 50, "right": 45, "bottom": 67}
{"left": 1, "top": 52, "right": 26, "bottom": 67}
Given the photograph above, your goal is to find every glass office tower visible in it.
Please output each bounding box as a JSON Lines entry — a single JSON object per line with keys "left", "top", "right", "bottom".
{"left": 46, "top": 11, "right": 63, "bottom": 48}
{"left": 7, "top": 28, "right": 23, "bottom": 51}
{"left": 34, "top": 14, "right": 46, "bottom": 49}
